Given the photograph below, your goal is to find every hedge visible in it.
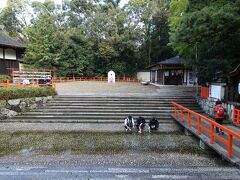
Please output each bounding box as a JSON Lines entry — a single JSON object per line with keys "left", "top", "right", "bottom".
{"left": 0, "top": 75, "right": 10, "bottom": 82}
{"left": 0, "top": 86, "right": 57, "bottom": 100}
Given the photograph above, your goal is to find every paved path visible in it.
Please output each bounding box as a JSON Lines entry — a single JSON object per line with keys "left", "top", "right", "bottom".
{"left": 0, "top": 165, "right": 239, "bottom": 179}
{"left": 0, "top": 153, "right": 238, "bottom": 179}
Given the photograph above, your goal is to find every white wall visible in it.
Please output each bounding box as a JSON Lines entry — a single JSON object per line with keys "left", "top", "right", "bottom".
{"left": 137, "top": 71, "right": 150, "bottom": 81}
{"left": 0, "top": 48, "right": 3, "bottom": 58}
{"left": 5, "top": 48, "right": 16, "bottom": 60}
{"left": 210, "top": 84, "right": 225, "bottom": 99}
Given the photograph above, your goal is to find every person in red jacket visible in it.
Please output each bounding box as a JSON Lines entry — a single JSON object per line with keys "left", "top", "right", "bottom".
{"left": 213, "top": 100, "right": 225, "bottom": 135}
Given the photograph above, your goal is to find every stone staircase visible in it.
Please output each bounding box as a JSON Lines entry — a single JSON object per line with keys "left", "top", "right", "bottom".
{"left": 8, "top": 95, "right": 203, "bottom": 125}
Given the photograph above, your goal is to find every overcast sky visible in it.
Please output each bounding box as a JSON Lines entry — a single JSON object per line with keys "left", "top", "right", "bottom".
{"left": 0, "top": 0, "right": 129, "bottom": 9}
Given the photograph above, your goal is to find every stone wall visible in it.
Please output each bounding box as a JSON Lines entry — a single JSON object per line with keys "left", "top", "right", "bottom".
{"left": 196, "top": 97, "right": 240, "bottom": 123}
{"left": 0, "top": 96, "right": 52, "bottom": 120}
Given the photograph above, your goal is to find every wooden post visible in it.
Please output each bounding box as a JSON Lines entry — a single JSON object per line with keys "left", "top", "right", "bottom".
{"left": 51, "top": 80, "right": 56, "bottom": 92}
{"left": 210, "top": 124, "right": 214, "bottom": 144}
{"left": 197, "top": 116, "right": 201, "bottom": 135}
{"left": 36, "top": 79, "right": 39, "bottom": 87}
{"left": 228, "top": 134, "right": 233, "bottom": 157}
{"left": 6, "top": 80, "right": 9, "bottom": 87}
{"left": 180, "top": 110, "right": 183, "bottom": 122}
{"left": 187, "top": 112, "right": 191, "bottom": 128}
{"left": 233, "top": 108, "right": 237, "bottom": 125}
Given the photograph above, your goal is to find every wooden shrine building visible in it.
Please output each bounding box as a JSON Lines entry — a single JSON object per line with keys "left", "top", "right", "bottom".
{"left": 0, "top": 27, "right": 25, "bottom": 76}
{"left": 225, "top": 64, "right": 240, "bottom": 103}
{"left": 148, "top": 56, "right": 195, "bottom": 86}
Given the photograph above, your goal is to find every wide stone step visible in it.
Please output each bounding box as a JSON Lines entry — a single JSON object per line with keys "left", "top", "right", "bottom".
{"left": 51, "top": 99, "right": 197, "bottom": 102}
{"left": 48, "top": 100, "right": 197, "bottom": 104}
{"left": 54, "top": 96, "right": 195, "bottom": 99}
{"left": 50, "top": 97, "right": 196, "bottom": 100}
{"left": 46, "top": 103, "right": 199, "bottom": 107}
{"left": 40, "top": 106, "right": 201, "bottom": 110}
{"left": 12, "top": 114, "right": 172, "bottom": 119}
{"left": 6, "top": 95, "right": 204, "bottom": 127}
{"left": 24, "top": 110, "right": 204, "bottom": 115}
{"left": 34, "top": 107, "right": 203, "bottom": 112}
{"left": 3, "top": 119, "right": 175, "bottom": 123}
{"left": 36, "top": 106, "right": 174, "bottom": 111}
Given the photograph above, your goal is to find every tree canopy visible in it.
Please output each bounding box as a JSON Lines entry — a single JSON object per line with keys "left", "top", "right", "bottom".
{"left": 169, "top": 0, "right": 240, "bottom": 83}
{"left": 0, "top": 0, "right": 239, "bottom": 81}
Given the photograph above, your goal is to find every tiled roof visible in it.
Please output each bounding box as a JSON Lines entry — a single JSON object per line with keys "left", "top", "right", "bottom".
{"left": 148, "top": 56, "right": 183, "bottom": 69}
{"left": 0, "top": 30, "right": 23, "bottom": 48}
{"left": 229, "top": 64, "right": 240, "bottom": 77}
{"left": 158, "top": 56, "right": 183, "bottom": 65}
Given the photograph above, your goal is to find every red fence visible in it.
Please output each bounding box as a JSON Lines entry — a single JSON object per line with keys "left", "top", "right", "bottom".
{"left": 53, "top": 76, "right": 140, "bottom": 83}
{"left": 172, "top": 101, "right": 240, "bottom": 158}
{"left": 233, "top": 108, "right": 240, "bottom": 126}
{"left": 200, "top": 87, "right": 209, "bottom": 99}
{"left": 0, "top": 80, "right": 56, "bottom": 91}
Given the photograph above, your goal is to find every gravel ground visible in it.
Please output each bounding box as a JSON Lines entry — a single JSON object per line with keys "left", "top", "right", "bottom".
{"left": 0, "top": 131, "right": 229, "bottom": 168}
{"left": 0, "top": 152, "right": 228, "bottom": 168}
{"left": 56, "top": 82, "right": 158, "bottom": 95}
{"left": 0, "top": 123, "right": 181, "bottom": 132}
{"left": 55, "top": 81, "right": 195, "bottom": 96}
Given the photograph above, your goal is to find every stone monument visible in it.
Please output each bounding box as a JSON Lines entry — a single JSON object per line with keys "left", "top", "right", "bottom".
{"left": 108, "top": 70, "right": 115, "bottom": 83}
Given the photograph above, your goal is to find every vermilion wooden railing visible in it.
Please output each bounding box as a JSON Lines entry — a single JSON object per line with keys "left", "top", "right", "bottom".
{"left": 200, "top": 87, "right": 209, "bottom": 99}
{"left": 172, "top": 101, "right": 240, "bottom": 158}
{"left": 0, "top": 80, "right": 56, "bottom": 91}
{"left": 54, "top": 76, "right": 140, "bottom": 83}
{"left": 233, "top": 108, "right": 240, "bottom": 126}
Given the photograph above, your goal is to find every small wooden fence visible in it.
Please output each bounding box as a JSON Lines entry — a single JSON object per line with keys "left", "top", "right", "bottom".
{"left": 53, "top": 76, "right": 140, "bottom": 83}
{"left": 233, "top": 108, "right": 240, "bottom": 126}
{"left": 172, "top": 101, "right": 240, "bottom": 158}
{"left": 0, "top": 80, "right": 56, "bottom": 91}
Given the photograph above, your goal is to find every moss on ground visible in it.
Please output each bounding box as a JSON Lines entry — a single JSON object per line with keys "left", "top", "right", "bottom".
{"left": 0, "top": 131, "right": 212, "bottom": 156}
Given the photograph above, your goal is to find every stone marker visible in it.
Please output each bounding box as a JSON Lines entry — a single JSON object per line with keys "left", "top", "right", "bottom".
{"left": 108, "top": 70, "right": 115, "bottom": 83}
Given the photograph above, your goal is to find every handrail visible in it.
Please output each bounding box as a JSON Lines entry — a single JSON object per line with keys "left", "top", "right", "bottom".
{"left": 172, "top": 101, "right": 240, "bottom": 158}
{"left": 233, "top": 108, "right": 240, "bottom": 126}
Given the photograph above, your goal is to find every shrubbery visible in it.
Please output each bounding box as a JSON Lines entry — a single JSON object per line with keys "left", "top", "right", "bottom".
{"left": 0, "top": 86, "right": 57, "bottom": 100}
{"left": 0, "top": 75, "right": 10, "bottom": 82}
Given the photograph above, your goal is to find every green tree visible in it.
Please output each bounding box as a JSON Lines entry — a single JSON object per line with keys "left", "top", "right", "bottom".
{"left": 127, "top": 0, "right": 174, "bottom": 66}
{"left": 170, "top": 0, "right": 240, "bottom": 83}
{"left": 0, "top": 0, "right": 30, "bottom": 37}
{"left": 57, "top": 29, "right": 94, "bottom": 76}
{"left": 168, "top": 0, "right": 188, "bottom": 46}
{"left": 150, "top": 4, "right": 175, "bottom": 63}
{"left": 84, "top": 1, "right": 142, "bottom": 76}
{"left": 24, "top": 15, "right": 61, "bottom": 70}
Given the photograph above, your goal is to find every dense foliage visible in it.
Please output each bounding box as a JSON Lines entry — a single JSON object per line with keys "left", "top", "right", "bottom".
{"left": 1, "top": 0, "right": 239, "bottom": 82}
{"left": 169, "top": 0, "right": 240, "bottom": 83}
{"left": 0, "top": 75, "right": 10, "bottom": 82}
{"left": 0, "top": 87, "right": 56, "bottom": 100}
